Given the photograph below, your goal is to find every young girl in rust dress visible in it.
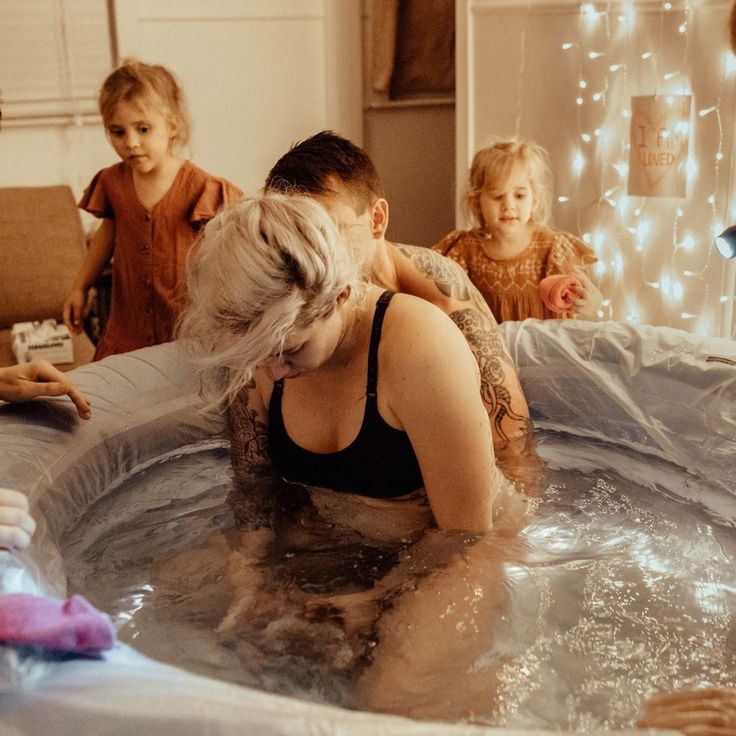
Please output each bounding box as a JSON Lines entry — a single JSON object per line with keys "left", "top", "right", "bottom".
{"left": 63, "top": 59, "right": 243, "bottom": 360}
{"left": 433, "top": 137, "right": 602, "bottom": 323}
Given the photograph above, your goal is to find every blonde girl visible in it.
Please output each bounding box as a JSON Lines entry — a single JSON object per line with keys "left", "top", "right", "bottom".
{"left": 63, "top": 59, "right": 243, "bottom": 360}
{"left": 433, "top": 137, "right": 601, "bottom": 323}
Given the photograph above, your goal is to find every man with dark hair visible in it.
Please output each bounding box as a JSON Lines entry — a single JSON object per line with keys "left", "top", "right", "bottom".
{"left": 265, "top": 130, "right": 532, "bottom": 453}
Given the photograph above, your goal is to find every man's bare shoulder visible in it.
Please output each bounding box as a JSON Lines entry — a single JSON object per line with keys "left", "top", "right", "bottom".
{"left": 389, "top": 241, "right": 472, "bottom": 306}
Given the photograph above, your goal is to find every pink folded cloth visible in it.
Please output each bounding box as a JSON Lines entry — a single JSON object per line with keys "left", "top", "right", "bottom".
{"left": 539, "top": 274, "right": 584, "bottom": 315}
{"left": 0, "top": 593, "right": 115, "bottom": 655}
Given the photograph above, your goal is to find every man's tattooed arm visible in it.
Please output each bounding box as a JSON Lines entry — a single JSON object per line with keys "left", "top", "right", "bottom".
{"left": 397, "top": 245, "right": 531, "bottom": 446}
{"left": 449, "top": 308, "right": 531, "bottom": 446}
{"left": 398, "top": 245, "right": 470, "bottom": 301}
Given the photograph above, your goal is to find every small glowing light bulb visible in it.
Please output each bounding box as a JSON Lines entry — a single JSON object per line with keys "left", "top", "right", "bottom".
{"left": 679, "top": 235, "right": 695, "bottom": 251}
{"left": 573, "top": 151, "right": 585, "bottom": 174}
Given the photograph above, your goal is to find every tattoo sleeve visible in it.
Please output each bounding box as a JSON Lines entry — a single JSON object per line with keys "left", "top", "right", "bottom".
{"left": 229, "top": 379, "right": 273, "bottom": 482}
{"left": 449, "top": 308, "right": 530, "bottom": 445}
{"left": 228, "top": 380, "right": 309, "bottom": 528}
{"left": 398, "top": 245, "right": 531, "bottom": 446}
{"left": 399, "top": 245, "right": 470, "bottom": 301}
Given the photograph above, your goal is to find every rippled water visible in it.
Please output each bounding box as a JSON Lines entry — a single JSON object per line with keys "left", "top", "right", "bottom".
{"left": 62, "top": 434, "right": 736, "bottom": 730}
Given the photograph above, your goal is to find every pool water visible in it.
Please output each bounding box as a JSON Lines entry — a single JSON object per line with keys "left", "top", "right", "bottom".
{"left": 62, "top": 434, "right": 736, "bottom": 730}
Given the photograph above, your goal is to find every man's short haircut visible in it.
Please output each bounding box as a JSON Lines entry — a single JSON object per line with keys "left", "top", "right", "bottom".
{"left": 265, "top": 130, "right": 383, "bottom": 213}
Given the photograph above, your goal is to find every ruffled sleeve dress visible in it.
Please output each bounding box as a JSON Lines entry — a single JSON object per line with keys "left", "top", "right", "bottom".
{"left": 432, "top": 226, "right": 597, "bottom": 323}
{"left": 79, "top": 161, "right": 243, "bottom": 360}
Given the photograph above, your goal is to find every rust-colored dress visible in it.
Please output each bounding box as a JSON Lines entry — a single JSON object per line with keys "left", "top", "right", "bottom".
{"left": 79, "top": 161, "right": 243, "bottom": 360}
{"left": 432, "top": 226, "right": 597, "bottom": 323}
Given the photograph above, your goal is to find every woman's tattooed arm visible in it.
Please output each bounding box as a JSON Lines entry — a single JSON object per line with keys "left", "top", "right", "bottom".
{"left": 228, "top": 380, "right": 309, "bottom": 528}
{"left": 229, "top": 379, "right": 273, "bottom": 481}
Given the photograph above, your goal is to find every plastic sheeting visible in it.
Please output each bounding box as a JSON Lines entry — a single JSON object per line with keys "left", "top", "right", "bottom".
{"left": 1, "top": 320, "right": 734, "bottom": 735}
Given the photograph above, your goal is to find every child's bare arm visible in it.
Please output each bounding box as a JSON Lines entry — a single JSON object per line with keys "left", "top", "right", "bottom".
{"left": 63, "top": 219, "right": 115, "bottom": 334}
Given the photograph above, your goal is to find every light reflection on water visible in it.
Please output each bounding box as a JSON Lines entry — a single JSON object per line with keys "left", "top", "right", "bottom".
{"left": 62, "top": 434, "right": 736, "bottom": 730}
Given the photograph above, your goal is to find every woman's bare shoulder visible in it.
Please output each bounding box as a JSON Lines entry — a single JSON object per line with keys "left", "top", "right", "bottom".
{"left": 381, "top": 293, "right": 475, "bottom": 370}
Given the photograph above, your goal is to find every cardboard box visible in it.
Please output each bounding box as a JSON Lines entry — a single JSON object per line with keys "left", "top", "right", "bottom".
{"left": 12, "top": 319, "right": 74, "bottom": 365}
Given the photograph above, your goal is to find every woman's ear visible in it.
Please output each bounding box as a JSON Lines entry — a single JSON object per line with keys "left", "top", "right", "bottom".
{"left": 370, "top": 198, "right": 389, "bottom": 239}
{"left": 336, "top": 284, "right": 353, "bottom": 305}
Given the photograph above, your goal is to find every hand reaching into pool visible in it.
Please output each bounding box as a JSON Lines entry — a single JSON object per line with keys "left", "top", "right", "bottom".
{"left": 637, "top": 687, "right": 736, "bottom": 735}
{"left": 0, "top": 362, "right": 91, "bottom": 419}
{"left": 0, "top": 488, "right": 36, "bottom": 551}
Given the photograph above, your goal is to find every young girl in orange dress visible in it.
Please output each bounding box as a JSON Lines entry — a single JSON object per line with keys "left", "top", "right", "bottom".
{"left": 432, "top": 137, "right": 602, "bottom": 323}
{"left": 63, "top": 60, "right": 243, "bottom": 360}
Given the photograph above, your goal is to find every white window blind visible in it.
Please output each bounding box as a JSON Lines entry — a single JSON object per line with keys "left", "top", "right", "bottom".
{"left": 0, "top": 0, "right": 114, "bottom": 124}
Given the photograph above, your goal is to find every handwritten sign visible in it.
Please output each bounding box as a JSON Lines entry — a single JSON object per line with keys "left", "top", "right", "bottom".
{"left": 628, "top": 95, "right": 691, "bottom": 198}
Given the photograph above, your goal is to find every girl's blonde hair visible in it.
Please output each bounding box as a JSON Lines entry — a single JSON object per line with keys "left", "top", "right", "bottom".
{"left": 177, "top": 195, "right": 365, "bottom": 406}
{"left": 99, "top": 58, "right": 191, "bottom": 151}
{"left": 464, "top": 137, "right": 552, "bottom": 228}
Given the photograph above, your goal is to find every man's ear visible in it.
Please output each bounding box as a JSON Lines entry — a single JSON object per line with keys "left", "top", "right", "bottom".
{"left": 370, "top": 198, "right": 389, "bottom": 239}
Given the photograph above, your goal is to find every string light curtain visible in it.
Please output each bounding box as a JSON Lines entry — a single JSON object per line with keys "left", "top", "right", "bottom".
{"left": 0, "top": 0, "right": 114, "bottom": 124}
{"left": 462, "top": 0, "right": 736, "bottom": 338}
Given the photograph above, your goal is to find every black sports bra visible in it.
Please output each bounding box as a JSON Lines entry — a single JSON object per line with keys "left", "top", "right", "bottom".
{"left": 268, "top": 291, "right": 424, "bottom": 498}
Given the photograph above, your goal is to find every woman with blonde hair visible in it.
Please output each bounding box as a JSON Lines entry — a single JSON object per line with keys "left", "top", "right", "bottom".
{"left": 177, "top": 193, "right": 524, "bottom": 718}
{"left": 179, "top": 193, "right": 504, "bottom": 526}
